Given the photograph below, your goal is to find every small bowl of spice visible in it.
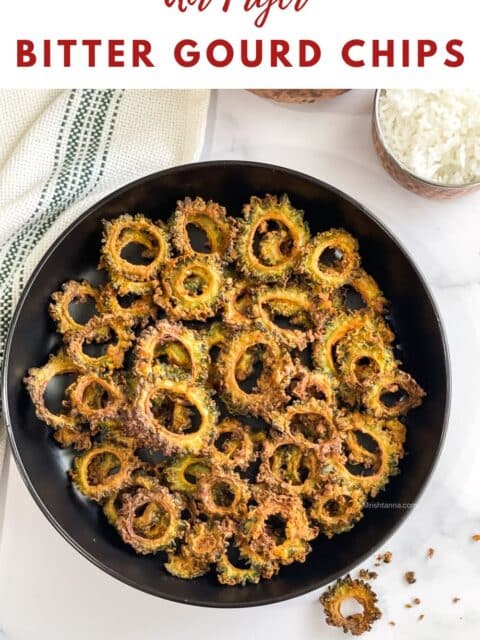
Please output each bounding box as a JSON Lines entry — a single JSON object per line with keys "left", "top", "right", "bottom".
{"left": 249, "top": 89, "right": 350, "bottom": 103}
{"left": 372, "top": 89, "right": 480, "bottom": 199}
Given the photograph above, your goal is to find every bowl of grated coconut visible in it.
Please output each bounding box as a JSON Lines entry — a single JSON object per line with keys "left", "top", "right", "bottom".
{"left": 372, "top": 89, "right": 480, "bottom": 199}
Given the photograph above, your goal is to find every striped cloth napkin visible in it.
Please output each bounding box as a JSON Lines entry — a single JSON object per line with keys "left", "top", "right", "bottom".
{"left": 0, "top": 89, "right": 210, "bottom": 475}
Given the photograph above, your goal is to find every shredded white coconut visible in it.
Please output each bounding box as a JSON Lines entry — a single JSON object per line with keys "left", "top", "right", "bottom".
{"left": 378, "top": 89, "right": 480, "bottom": 186}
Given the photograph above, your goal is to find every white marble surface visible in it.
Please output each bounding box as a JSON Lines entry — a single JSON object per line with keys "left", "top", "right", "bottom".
{"left": 1, "top": 89, "right": 480, "bottom": 640}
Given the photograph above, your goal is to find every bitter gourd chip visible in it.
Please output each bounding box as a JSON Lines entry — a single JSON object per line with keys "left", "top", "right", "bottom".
{"left": 170, "top": 197, "right": 235, "bottom": 259}
{"left": 257, "top": 435, "right": 325, "bottom": 497}
{"left": 100, "top": 282, "right": 157, "bottom": 326}
{"left": 156, "top": 254, "right": 224, "bottom": 321}
{"left": 211, "top": 418, "right": 255, "bottom": 470}
{"left": 217, "top": 325, "right": 294, "bottom": 418}
{"left": 320, "top": 575, "right": 381, "bottom": 635}
{"left": 235, "top": 194, "right": 310, "bottom": 282}
{"left": 223, "top": 277, "right": 256, "bottom": 326}
{"left": 67, "top": 372, "right": 125, "bottom": 425}
{"left": 71, "top": 441, "right": 138, "bottom": 502}
{"left": 66, "top": 314, "right": 134, "bottom": 373}
{"left": 164, "top": 455, "right": 212, "bottom": 494}
{"left": 300, "top": 229, "right": 360, "bottom": 288}
{"left": 196, "top": 469, "right": 250, "bottom": 519}
{"left": 251, "top": 284, "right": 325, "bottom": 349}
{"left": 309, "top": 478, "right": 366, "bottom": 538}
{"left": 100, "top": 214, "right": 169, "bottom": 282}
{"left": 134, "top": 319, "right": 209, "bottom": 383}
{"left": 131, "top": 378, "right": 218, "bottom": 454}
{"left": 49, "top": 280, "right": 103, "bottom": 335}
{"left": 243, "top": 489, "right": 317, "bottom": 566}
{"left": 116, "top": 486, "right": 186, "bottom": 554}
{"left": 24, "top": 351, "right": 82, "bottom": 431}
{"left": 363, "top": 370, "right": 425, "bottom": 418}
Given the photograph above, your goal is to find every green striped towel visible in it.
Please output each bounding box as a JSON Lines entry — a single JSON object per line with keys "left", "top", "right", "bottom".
{"left": 0, "top": 89, "right": 210, "bottom": 473}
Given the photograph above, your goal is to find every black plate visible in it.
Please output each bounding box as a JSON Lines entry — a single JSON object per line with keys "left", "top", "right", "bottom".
{"left": 3, "top": 161, "right": 450, "bottom": 607}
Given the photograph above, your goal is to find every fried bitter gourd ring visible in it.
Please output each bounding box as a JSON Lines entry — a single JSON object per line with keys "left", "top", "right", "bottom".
{"left": 309, "top": 478, "right": 366, "bottom": 537}
{"left": 313, "top": 310, "right": 394, "bottom": 378}
{"left": 235, "top": 194, "right": 310, "bottom": 282}
{"left": 216, "top": 534, "right": 278, "bottom": 586}
{"left": 101, "top": 221, "right": 160, "bottom": 278}
{"left": 243, "top": 490, "right": 317, "bottom": 565}
{"left": 340, "top": 414, "right": 406, "bottom": 473}
{"left": 132, "top": 378, "right": 218, "bottom": 454}
{"left": 157, "top": 254, "right": 224, "bottom": 321}
{"left": 165, "top": 550, "right": 210, "bottom": 579}
{"left": 99, "top": 282, "right": 157, "bottom": 326}
{"left": 134, "top": 320, "right": 209, "bottom": 383}
{"left": 216, "top": 551, "right": 260, "bottom": 586}
{"left": 348, "top": 270, "right": 387, "bottom": 313}
{"left": 271, "top": 398, "right": 339, "bottom": 450}
{"left": 170, "top": 197, "right": 235, "bottom": 259}
{"left": 363, "top": 369, "right": 425, "bottom": 418}
{"left": 67, "top": 372, "right": 125, "bottom": 425}
{"left": 116, "top": 486, "right": 186, "bottom": 554}
{"left": 103, "top": 469, "right": 163, "bottom": 526}
{"left": 335, "top": 413, "right": 405, "bottom": 496}
{"left": 202, "top": 321, "right": 231, "bottom": 385}
{"left": 252, "top": 285, "right": 325, "bottom": 349}
{"left": 209, "top": 324, "right": 269, "bottom": 395}
{"left": 257, "top": 436, "right": 324, "bottom": 497}
{"left": 212, "top": 418, "right": 255, "bottom": 470}
{"left": 330, "top": 268, "right": 387, "bottom": 314}
{"left": 223, "top": 277, "right": 255, "bottom": 326}
{"left": 53, "top": 426, "right": 92, "bottom": 451}
{"left": 24, "top": 351, "right": 82, "bottom": 431}
{"left": 217, "top": 325, "right": 293, "bottom": 418}
{"left": 300, "top": 228, "right": 360, "bottom": 288}
{"left": 100, "top": 214, "right": 169, "bottom": 282}
{"left": 108, "top": 272, "right": 157, "bottom": 297}
{"left": 49, "top": 280, "right": 103, "bottom": 335}
{"left": 320, "top": 575, "right": 382, "bottom": 636}
{"left": 312, "top": 311, "right": 367, "bottom": 378}
{"left": 71, "top": 441, "right": 137, "bottom": 502}
{"left": 258, "top": 228, "right": 290, "bottom": 266}
{"left": 66, "top": 314, "right": 134, "bottom": 373}
{"left": 336, "top": 328, "right": 396, "bottom": 390}
{"left": 181, "top": 519, "right": 231, "bottom": 564}
{"left": 290, "top": 365, "right": 337, "bottom": 406}
{"left": 196, "top": 470, "right": 250, "bottom": 519}
{"left": 204, "top": 320, "right": 231, "bottom": 352}
{"left": 164, "top": 455, "right": 211, "bottom": 493}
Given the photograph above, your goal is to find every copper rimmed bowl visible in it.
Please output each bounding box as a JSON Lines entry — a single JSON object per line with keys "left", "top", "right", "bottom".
{"left": 3, "top": 161, "right": 449, "bottom": 607}
{"left": 373, "top": 89, "right": 480, "bottom": 200}
{"left": 249, "top": 89, "right": 350, "bottom": 103}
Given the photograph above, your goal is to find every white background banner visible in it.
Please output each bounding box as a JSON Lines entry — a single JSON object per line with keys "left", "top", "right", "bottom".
{"left": 0, "top": 0, "right": 477, "bottom": 88}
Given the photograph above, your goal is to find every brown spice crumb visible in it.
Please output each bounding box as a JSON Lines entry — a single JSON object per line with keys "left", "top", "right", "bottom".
{"left": 418, "top": 614, "right": 424, "bottom": 621}
{"left": 453, "top": 597, "right": 461, "bottom": 604}
{"left": 358, "top": 569, "right": 378, "bottom": 581}
{"left": 405, "top": 604, "right": 412, "bottom": 609}
{"left": 405, "top": 571, "right": 416, "bottom": 584}
{"left": 472, "top": 534, "right": 480, "bottom": 542}
{"left": 413, "top": 598, "right": 421, "bottom": 605}
{"left": 427, "top": 547, "right": 435, "bottom": 559}
{"left": 376, "top": 551, "right": 393, "bottom": 565}
{"left": 389, "top": 621, "right": 396, "bottom": 626}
